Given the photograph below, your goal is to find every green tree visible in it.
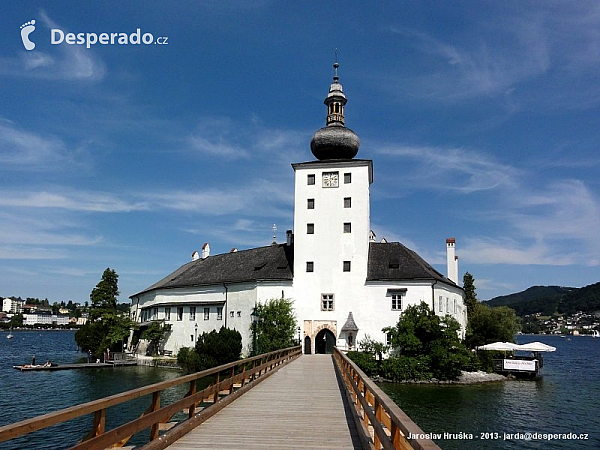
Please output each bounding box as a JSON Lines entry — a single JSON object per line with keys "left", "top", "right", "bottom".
{"left": 253, "top": 297, "right": 297, "bottom": 354}
{"left": 463, "top": 272, "right": 478, "bottom": 317}
{"left": 89, "top": 268, "right": 119, "bottom": 320}
{"left": 465, "top": 302, "right": 520, "bottom": 349}
{"left": 75, "top": 268, "right": 134, "bottom": 358}
{"left": 142, "top": 321, "right": 172, "bottom": 356}
{"left": 358, "top": 334, "right": 388, "bottom": 361}
{"left": 384, "top": 302, "right": 441, "bottom": 357}
{"left": 10, "top": 314, "right": 24, "bottom": 328}
{"left": 383, "top": 302, "right": 471, "bottom": 380}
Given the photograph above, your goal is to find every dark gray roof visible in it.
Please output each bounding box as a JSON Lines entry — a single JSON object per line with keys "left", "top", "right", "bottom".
{"left": 367, "top": 242, "right": 458, "bottom": 286}
{"left": 341, "top": 312, "right": 359, "bottom": 331}
{"left": 132, "top": 240, "right": 458, "bottom": 299}
{"left": 131, "top": 244, "right": 293, "bottom": 297}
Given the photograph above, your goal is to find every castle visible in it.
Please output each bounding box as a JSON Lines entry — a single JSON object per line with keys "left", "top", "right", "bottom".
{"left": 130, "top": 63, "right": 466, "bottom": 355}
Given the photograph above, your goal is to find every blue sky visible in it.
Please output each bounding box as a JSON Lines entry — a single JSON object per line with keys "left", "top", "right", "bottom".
{"left": 1, "top": 1, "right": 599, "bottom": 304}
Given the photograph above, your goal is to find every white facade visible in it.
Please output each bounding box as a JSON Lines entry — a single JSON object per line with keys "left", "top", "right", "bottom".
{"left": 3, "top": 298, "right": 25, "bottom": 314}
{"left": 23, "top": 313, "right": 70, "bottom": 326}
{"left": 131, "top": 280, "right": 293, "bottom": 354}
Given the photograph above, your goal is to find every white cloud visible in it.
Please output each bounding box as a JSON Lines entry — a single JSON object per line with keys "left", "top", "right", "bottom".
{"left": 375, "top": 144, "right": 519, "bottom": 193}
{"left": 0, "top": 121, "right": 74, "bottom": 170}
{"left": 0, "top": 246, "right": 68, "bottom": 260}
{"left": 186, "top": 116, "right": 308, "bottom": 163}
{"left": 387, "top": 21, "right": 550, "bottom": 100}
{"left": 0, "top": 189, "right": 149, "bottom": 212}
{"left": 143, "top": 178, "right": 293, "bottom": 218}
{"left": 375, "top": 142, "right": 600, "bottom": 268}
{"left": 383, "top": 5, "right": 600, "bottom": 109}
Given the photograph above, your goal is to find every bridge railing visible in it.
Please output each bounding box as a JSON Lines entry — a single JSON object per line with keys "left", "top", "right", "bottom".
{"left": 0, "top": 346, "right": 301, "bottom": 450}
{"left": 332, "top": 347, "right": 441, "bottom": 450}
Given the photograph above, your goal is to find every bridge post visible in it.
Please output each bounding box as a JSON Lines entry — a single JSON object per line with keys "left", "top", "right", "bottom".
{"left": 187, "top": 380, "right": 197, "bottom": 418}
{"left": 149, "top": 391, "right": 161, "bottom": 441}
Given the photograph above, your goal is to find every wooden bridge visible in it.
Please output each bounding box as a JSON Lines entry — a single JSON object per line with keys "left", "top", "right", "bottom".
{"left": 0, "top": 347, "right": 440, "bottom": 450}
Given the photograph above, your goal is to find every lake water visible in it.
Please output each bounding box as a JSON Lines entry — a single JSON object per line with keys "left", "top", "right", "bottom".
{"left": 0, "top": 330, "right": 185, "bottom": 449}
{"left": 379, "top": 334, "right": 600, "bottom": 449}
{"left": 0, "top": 331, "right": 598, "bottom": 449}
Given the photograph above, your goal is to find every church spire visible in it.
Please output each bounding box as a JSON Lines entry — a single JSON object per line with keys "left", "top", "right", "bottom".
{"left": 310, "top": 57, "right": 360, "bottom": 160}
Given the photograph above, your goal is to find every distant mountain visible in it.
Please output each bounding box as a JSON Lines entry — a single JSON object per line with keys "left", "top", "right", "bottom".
{"left": 485, "top": 282, "right": 600, "bottom": 316}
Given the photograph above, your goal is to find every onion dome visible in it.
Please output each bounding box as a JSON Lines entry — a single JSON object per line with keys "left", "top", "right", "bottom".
{"left": 310, "top": 61, "right": 360, "bottom": 160}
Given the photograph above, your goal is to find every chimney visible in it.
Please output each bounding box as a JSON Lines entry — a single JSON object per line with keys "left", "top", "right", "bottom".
{"left": 192, "top": 251, "right": 199, "bottom": 261}
{"left": 446, "top": 238, "right": 458, "bottom": 283}
{"left": 201, "top": 242, "right": 210, "bottom": 259}
{"left": 286, "top": 230, "right": 293, "bottom": 246}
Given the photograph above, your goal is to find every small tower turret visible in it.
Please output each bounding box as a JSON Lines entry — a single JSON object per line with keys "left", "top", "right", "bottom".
{"left": 310, "top": 58, "right": 360, "bottom": 160}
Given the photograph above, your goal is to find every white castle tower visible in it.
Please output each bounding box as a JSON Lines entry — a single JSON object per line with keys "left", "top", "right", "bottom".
{"left": 292, "top": 61, "right": 373, "bottom": 353}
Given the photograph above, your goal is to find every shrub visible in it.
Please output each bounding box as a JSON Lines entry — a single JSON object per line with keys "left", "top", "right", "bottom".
{"left": 380, "top": 355, "right": 432, "bottom": 381}
{"left": 347, "top": 351, "right": 378, "bottom": 377}
{"left": 177, "top": 347, "right": 202, "bottom": 373}
{"left": 195, "top": 327, "right": 242, "bottom": 368}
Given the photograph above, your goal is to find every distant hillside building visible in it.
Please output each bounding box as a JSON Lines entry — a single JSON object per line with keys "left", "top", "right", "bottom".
{"left": 2, "top": 298, "right": 25, "bottom": 314}
{"left": 23, "top": 312, "right": 70, "bottom": 326}
{"left": 131, "top": 64, "right": 466, "bottom": 355}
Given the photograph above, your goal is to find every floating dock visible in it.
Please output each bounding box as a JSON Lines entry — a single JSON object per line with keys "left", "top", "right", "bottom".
{"left": 13, "top": 361, "right": 137, "bottom": 371}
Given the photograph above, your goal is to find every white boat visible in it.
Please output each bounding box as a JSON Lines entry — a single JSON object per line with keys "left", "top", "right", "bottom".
{"left": 6, "top": 333, "right": 13, "bottom": 339}
{"left": 593, "top": 330, "right": 600, "bottom": 338}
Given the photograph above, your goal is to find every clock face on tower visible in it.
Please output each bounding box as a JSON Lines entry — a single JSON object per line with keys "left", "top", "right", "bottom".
{"left": 322, "top": 171, "right": 339, "bottom": 188}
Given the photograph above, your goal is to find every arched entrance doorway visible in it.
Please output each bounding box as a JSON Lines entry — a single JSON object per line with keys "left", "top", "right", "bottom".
{"left": 304, "top": 336, "right": 311, "bottom": 354}
{"left": 315, "top": 328, "right": 336, "bottom": 354}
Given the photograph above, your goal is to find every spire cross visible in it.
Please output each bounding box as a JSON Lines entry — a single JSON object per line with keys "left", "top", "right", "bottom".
{"left": 333, "top": 49, "right": 339, "bottom": 82}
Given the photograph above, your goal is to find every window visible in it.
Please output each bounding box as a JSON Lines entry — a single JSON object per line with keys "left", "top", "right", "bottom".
{"left": 165, "top": 307, "right": 171, "bottom": 321}
{"left": 343, "top": 261, "right": 351, "bottom": 272}
{"left": 306, "top": 261, "right": 314, "bottom": 272}
{"left": 344, "top": 173, "right": 351, "bottom": 184}
{"left": 446, "top": 297, "right": 449, "bottom": 313}
{"left": 307, "top": 223, "right": 314, "bottom": 234}
{"left": 204, "top": 307, "right": 210, "bottom": 320}
{"left": 386, "top": 332, "right": 393, "bottom": 346}
{"left": 307, "top": 174, "right": 315, "bottom": 185}
{"left": 343, "top": 222, "right": 351, "bottom": 233}
{"left": 191, "top": 335, "right": 194, "bottom": 342}
{"left": 388, "top": 289, "right": 407, "bottom": 311}
{"left": 190, "top": 306, "right": 196, "bottom": 321}
{"left": 454, "top": 298, "right": 457, "bottom": 314}
{"left": 344, "top": 197, "right": 351, "bottom": 208}
{"left": 392, "top": 293, "right": 403, "bottom": 310}
{"left": 321, "top": 294, "right": 334, "bottom": 311}
{"left": 153, "top": 308, "right": 158, "bottom": 320}
{"left": 237, "top": 311, "right": 241, "bottom": 317}
{"left": 347, "top": 334, "right": 354, "bottom": 347}
{"left": 307, "top": 198, "right": 315, "bottom": 209}
{"left": 217, "top": 307, "right": 223, "bottom": 320}
{"left": 230, "top": 310, "right": 234, "bottom": 318}
{"left": 177, "top": 307, "right": 183, "bottom": 321}
{"left": 439, "top": 296, "right": 443, "bottom": 312}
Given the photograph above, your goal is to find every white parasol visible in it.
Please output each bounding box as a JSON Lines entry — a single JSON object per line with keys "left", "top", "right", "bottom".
{"left": 516, "top": 342, "right": 556, "bottom": 352}
{"left": 477, "top": 342, "right": 520, "bottom": 351}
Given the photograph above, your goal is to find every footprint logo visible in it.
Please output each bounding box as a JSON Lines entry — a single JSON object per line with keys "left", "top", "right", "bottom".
{"left": 20, "top": 20, "right": 36, "bottom": 50}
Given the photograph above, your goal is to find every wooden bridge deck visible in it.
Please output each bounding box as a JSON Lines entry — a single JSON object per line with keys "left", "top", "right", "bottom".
{"left": 167, "top": 354, "right": 363, "bottom": 449}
